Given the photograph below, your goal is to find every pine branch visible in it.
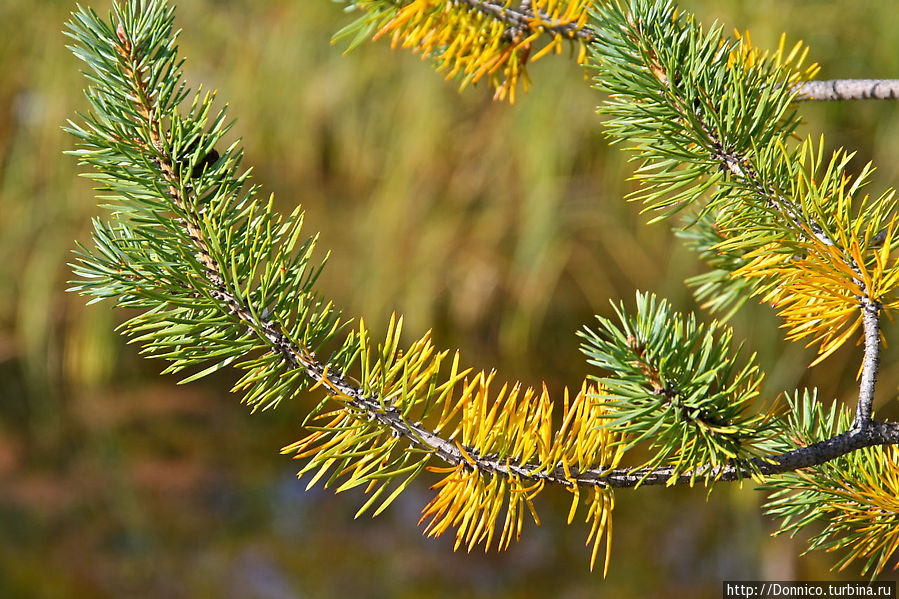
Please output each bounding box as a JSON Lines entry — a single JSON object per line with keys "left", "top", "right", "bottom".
{"left": 65, "top": 0, "right": 886, "bottom": 492}
{"left": 66, "top": 0, "right": 899, "bottom": 576}
{"left": 67, "top": 2, "right": 622, "bottom": 569}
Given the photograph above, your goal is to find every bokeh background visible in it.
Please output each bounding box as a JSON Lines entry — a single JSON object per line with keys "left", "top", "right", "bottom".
{"left": 3, "top": 0, "right": 899, "bottom": 597}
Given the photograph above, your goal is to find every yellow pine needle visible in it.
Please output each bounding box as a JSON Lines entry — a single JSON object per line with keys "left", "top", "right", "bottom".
{"left": 456, "top": 371, "right": 490, "bottom": 444}
{"left": 546, "top": 385, "right": 578, "bottom": 468}
{"left": 501, "top": 489, "right": 524, "bottom": 550}
{"left": 453, "top": 495, "right": 478, "bottom": 551}
{"left": 426, "top": 464, "right": 461, "bottom": 474}
{"left": 586, "top": 487, "right": 614, "bottom": 574}
{"left": 421, "top": 472, "right": 462, "bottom": 532}
{"left": 306, "top": 457, "right": 337, "bottom": 490}
{"left": 808, "top": 321, "right": 860, "bottom": 367}
{"left": 283, "top": 412, "right": 352, "bottom": 457}
{"left": 450, "top": 475, "right": 480, "bottom": 525}
{"left": 507, "top": 389, "right": 531, "bottom": 459}
{"left": 476, "top": 380, "right": 508, "bottom": 450}
{"left": 438, "top": 381, "right": 470, "bottom": 440}
{"left": 455, "top": 441, "right": 477, "bottom": 466}
{"left": 433, "top": 354, "right": 472, "bottom": 434}
{"left": 482, "top": 479, "right": 506, "bottom": 550}
{"left": 536, "top": 384, "right": 554, "bottom": 459}
{"left": 289, "top": 429, "right": 349, "bottom": 461}
{"left": 523, "top": 491, "right": 541, "bottom": 528}
{"left": 307, "top": 363, "right": 332, "bottom": 392}
{"left": 784, "top": 40, "right": 805, "bottom": 66}
{"left": 461, "top": 477, "right": 493, "bottom": 550}
{"left": 567, "top": 481, "right": 580, "bottom": 525}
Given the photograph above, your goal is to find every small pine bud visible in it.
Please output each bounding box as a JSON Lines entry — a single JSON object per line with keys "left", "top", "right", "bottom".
{"left": 181, "top": 137, "right": 220, "bottom": 179}
{"left": 192, "top": 148, "right": 219, "bottom": 179}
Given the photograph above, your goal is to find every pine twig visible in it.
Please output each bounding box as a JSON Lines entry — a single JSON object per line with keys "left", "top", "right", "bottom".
{"left": 855, "top": 299, "right": 881, "bottom": 427}
{"left": 603, "top": 421, "right": 899, "bottom": 487}
{"left": 460, "top": 0, "right": 594, "bottom": 41}
{"left": 796, "top": 79, "right": 899, "bottom": 101}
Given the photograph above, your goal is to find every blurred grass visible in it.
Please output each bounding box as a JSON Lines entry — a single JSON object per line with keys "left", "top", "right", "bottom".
{"left": 2, "top": 0, "right": 899, "bottom": 596}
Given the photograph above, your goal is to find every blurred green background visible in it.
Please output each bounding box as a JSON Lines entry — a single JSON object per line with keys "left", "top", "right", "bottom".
{"left": 3, "top": 0, "right": 899, "bottom": 597}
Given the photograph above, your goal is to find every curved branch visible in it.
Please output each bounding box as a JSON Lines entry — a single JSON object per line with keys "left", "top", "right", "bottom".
{"left": 122, "top": 81, "right": 899, "bottom": 492}
{"left": 114, "top": 9, "right": 899, "bottom": 499}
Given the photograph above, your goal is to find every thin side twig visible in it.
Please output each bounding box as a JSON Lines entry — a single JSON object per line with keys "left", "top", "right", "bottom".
{"left": 855, "top": 298, "right": 881, "bottom": 427}
{"left": 796, "top": 79, "right": 899, "bottom": 101}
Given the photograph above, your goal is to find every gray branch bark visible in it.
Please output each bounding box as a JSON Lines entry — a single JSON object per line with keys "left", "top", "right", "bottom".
{"left": 599, "top": 421, "right": 899, "bottom": 487}
{"left": 795, "top": 79, "right": 899, "bottom": 101}
{"left": 855, "top": 299, "right": 881, "bottom": 427}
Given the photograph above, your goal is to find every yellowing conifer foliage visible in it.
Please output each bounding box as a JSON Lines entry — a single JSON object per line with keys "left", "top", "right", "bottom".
{"left": 341, "top": 0, "right": 595, "bottom": 101}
